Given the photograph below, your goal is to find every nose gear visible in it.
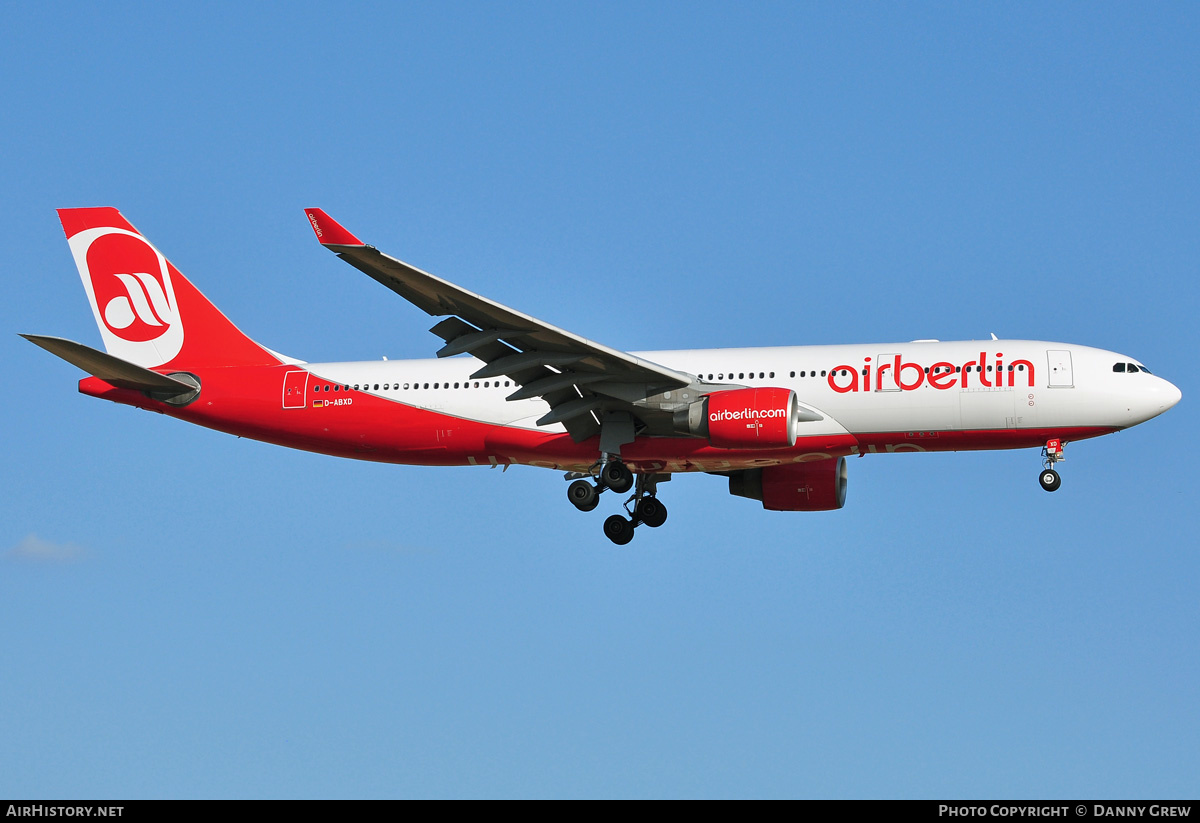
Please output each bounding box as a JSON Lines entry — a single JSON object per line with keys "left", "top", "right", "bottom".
{"left": 1039, "top": 439, "right": 1065, "bottom": 492}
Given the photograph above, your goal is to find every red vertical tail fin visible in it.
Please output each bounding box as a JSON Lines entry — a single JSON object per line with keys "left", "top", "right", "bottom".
{"left": 58, "top": 207, "right": 281, "bottom": 370}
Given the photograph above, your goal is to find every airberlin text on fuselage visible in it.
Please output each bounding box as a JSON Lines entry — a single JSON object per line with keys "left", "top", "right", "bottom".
{"left": 828, "top": 352, "right": 1036, "bottom": 394}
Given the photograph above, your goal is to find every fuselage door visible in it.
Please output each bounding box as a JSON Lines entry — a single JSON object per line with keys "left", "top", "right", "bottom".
{"left": 1046, "top": 350, "right": 1074, "bottom": 388}
{"left": 283, "top": 369, "right": 309, "bottom": 409}
{"left": 875, "top": 353, "right": 901, "bottom": 391}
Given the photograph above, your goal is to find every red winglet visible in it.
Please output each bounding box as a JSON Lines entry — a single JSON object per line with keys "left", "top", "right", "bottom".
{"left": 304, "top": 208, "right": 364, "bottom": 246}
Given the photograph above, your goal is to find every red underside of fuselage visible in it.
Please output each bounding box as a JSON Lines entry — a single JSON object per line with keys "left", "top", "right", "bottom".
{"left": 80, "top": 367, "right": 1119, "bottom": 474}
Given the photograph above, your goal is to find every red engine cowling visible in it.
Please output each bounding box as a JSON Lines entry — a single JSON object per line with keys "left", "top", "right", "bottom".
{"left": 728, "top": 458, "right": 848, "bottom": 511}
{"left": 674, "top": 387, "right": 798, "bottom": 449}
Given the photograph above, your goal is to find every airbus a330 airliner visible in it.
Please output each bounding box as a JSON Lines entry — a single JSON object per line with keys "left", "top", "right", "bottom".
{"left": 25, "top": 208, "right": 1181, "bottom": 544}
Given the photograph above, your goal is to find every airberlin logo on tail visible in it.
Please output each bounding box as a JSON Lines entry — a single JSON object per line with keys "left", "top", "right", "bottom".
{"left": 827, "top": 353, "right": 1036, "bottom": 393}
{"left": 68, "top": 226, "right": 184, "bottom": 368}
{"left": 99, "top": 268, "right": 174, "bottom": 339}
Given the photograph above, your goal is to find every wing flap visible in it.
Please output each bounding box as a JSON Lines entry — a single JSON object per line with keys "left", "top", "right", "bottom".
{"left": 435, "top": 327, "right": 527, "bottom": 358}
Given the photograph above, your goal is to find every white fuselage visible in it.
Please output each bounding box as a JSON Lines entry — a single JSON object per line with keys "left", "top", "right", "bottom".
{"left": 300, "top": 339, "right": 1180, "bottom": 438}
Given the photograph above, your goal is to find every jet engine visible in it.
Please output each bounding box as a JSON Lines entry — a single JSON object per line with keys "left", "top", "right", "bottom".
{"left": 673, "top": 387, "right": 798, "bottom": 449}
{"left": 727, "top": 458, "right": 848, "bottom": 511}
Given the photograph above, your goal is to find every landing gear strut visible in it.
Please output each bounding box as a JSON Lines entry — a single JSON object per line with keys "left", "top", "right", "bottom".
{"left": 1039, "top": 438, "right": 1064, "bottom": 492}
{"left": 564, "top": 460, "right": 670, "bottom": 545}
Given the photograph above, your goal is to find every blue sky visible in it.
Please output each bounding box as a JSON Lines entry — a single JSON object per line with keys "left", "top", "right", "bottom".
{"left": 2, "top": 2, "right": 1197, "bottom": 798}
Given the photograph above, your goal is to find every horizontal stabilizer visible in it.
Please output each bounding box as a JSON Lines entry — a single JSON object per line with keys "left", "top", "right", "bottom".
{"left": 21, "top": 334, "right": 198, "bottom": 395}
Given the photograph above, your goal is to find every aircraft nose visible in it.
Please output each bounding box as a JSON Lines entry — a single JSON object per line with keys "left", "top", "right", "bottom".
{"left": 1162, "top": 379, "right": 1182, "bottom": 410}
{"left": 1124, "top": 377, "right": 1181, "bottom": 426}
{"left": 1141, "top": 377, "right": 1181, "bottom": 421}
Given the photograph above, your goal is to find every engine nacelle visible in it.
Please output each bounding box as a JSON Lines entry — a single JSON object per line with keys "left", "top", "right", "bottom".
{"left": 728, "top": 458, "right": 848, "bottom": 511}
{"left": 673, "top": 387, "right": 798, "bottom": 449}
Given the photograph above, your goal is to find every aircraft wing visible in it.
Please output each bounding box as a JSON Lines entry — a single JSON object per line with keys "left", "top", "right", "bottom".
{"left": 305, "top": 209, "right": 696, "bottom": 441}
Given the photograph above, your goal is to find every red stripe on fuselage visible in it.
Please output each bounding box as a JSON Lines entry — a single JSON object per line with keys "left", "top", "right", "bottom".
{"left": 78, "top": 366, "right": 1117, "bottom": 473}
{"left": 852, "top": 428, "right": 1116, "bottom": 453}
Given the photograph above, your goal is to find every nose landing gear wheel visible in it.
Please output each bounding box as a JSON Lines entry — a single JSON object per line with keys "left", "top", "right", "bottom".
{"left": 1039, "top": 468, "right": 1061, "bottom": 492}
{"left": 603, "top": 514, "right": 636, "bottom": 545}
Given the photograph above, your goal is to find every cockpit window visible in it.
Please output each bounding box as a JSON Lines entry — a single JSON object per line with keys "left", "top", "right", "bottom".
{"left": 1113, "top": 363, "right": 1126, "bottom": 372}
{"left": 1139, "top": 365, "right": 1153, "bottom": 374}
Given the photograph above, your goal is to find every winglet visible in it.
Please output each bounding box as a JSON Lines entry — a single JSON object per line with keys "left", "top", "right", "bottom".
{"left": 304, "top": 208, "right": 364, "bottom": 246}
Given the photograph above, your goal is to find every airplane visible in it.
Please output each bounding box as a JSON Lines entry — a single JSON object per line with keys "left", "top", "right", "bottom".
{"left": 24, "top": 207, "right": 1182, "bottom": 545}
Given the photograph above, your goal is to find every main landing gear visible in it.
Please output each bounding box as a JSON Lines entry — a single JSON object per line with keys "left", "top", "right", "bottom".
{"left": 1039, "top": 438, "right": 1065, "bottom": 492}
{"left": 566, "top": 458, "right": 632, "bottom": 511}
{"left": 566, "top": 458, "right": 668, "bottom": 545}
